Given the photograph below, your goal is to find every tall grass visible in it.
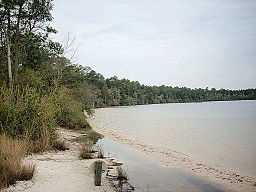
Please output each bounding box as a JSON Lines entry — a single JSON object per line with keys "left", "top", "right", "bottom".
{"left": 0, "top": 86, "right": 57, "bottom": 152}
{"left": 52, "top": 139, "right": 69, "bottom": 151}
{"left": 0, "top": 135, "right": 35, "bottom": 189}
{"left": 80, "top": 141, "right": 93, "bottom": 159}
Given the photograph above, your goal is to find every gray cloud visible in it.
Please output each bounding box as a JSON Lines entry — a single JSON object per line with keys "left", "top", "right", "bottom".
{"left": 51, "top": 0, "right": 256, "bottom": 89}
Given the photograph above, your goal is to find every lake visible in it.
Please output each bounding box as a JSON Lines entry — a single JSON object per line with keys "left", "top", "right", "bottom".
{"left": 93, "top": 100, "right": 256, "bottom": 177}
{"left": 98, "top": 137, "right": 226, "bottom": 192}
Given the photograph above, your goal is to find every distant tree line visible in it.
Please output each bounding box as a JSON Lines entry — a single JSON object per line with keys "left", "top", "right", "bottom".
{"left": 83, "top": 70, "right": 256, "bottom": 107}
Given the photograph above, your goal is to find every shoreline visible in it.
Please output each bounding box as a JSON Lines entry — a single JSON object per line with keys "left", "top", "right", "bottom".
{"left": 87, "top": 118, "right": 256, "bottom": 192}
{"left": 94, "top": 99, "right": 256, "bottom": 109}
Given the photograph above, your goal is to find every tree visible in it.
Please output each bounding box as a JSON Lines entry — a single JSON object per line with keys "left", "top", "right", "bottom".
{"left": 0, "top": 0, "right": 54, "bottom": 85}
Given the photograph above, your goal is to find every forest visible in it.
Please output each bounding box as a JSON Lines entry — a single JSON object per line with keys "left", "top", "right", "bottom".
{"left": 1, "top": 0, "right": 256, "bottom": 139}
{"left": 85, "top": 70, "right": 256, "bottom": 107}
{"left": 0, "top": 0, "right": 256, "bottom": 189}
{"left": 1, "top": 0, "right": 255, "bottom": 138}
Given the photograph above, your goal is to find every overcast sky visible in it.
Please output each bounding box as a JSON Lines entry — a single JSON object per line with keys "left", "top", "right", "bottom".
{"left": 51, "top": 0, "right": 256, "bottom": 90}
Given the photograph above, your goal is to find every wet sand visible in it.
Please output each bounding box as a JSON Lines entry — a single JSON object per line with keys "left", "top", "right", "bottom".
{"left": 88, "top": 118, "right": 256, "bottom": 192}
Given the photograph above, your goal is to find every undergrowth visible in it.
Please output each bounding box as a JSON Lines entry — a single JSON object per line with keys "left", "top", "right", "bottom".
{"left": 80, "top": 141, "right": 93, "bottom": 159}
{"left": 0, "top": 135, "right": 35, "bottom": 189}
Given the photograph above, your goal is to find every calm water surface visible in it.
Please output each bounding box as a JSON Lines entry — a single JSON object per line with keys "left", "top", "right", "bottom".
{"left": 98, "top": 138, "right": 226, "bottom": 192}
{"left": 94, "top": 100, "right": 256, "bottom": 177}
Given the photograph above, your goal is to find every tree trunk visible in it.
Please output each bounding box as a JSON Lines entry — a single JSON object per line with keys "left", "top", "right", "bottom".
{"left": 6, "top": 32, "right": 13, "bottom": 89}
{"left": 6, "top": 8, "right": 13, "bottom": 89}
{"left": 13, "top": 3, "right": 24, "bottom": 81}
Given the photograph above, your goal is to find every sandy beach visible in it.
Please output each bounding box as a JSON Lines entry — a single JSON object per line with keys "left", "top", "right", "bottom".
{"left": 3, "top": 128, "right": 115, "bottom": 192}
{"left": 3, "top": 119, "right": 255, "bottom": 192}
{"left": 88, "top": 118, "right": 256, "bottom": 192}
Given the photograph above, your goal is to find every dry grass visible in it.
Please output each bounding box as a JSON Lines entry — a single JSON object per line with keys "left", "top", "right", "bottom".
{"left": 52, "top": 140, "right": 69, "bottom": 151}
{"left": 74, "top": 130, "right": 103, "bottom": 144}
{"left": 85, "top": 130, "right": 103, "bottom": 144}
{"left": 80, "top": 141, "right": 93, "bottom": 159}
{"left": 18, "top": 164, "right": 35, "bottom": 181}
{"left": 0, "top": 135, "right": 35, "bottom": 189}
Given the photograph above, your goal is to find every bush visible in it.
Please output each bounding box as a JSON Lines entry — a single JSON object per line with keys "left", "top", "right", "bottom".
{"left": 80, "top": 141, "right": 93, "bottom": 159}
{"left": 85, "top": 130, "right": 102, "bottom": 144}
{"left": 52, "top": 139, "right": 69, "bottom": 151}
{"left": 0, "top": 135, "right": 35, "bottom": 189}
{"left": 0, "top": 86, "right": 57, "bottom": 152}
{"left": 54, "top": 88, "right": 90, "bottom": 130}
{"left": 0, "top": 85, "right": 91, "bottom": 152}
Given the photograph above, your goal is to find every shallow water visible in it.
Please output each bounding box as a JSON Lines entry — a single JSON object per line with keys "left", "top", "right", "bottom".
{"left": 93, "top": 100, "right": 256, "bottom": 177}
{"left": 98, "top": 137, "right": 226, "bottom": 192}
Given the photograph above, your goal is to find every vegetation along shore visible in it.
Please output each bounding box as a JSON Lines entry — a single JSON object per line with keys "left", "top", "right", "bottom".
{"left": 0, "top": 0, "right": 256, "bottom": 191}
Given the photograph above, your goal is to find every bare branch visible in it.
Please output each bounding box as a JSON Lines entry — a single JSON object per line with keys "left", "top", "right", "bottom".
{"left": 61, "top": 33, "right": 80, "bottom": 64}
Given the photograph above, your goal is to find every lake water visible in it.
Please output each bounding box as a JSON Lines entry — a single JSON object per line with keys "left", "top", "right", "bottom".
{"left": 93, "top": 100, "right": 256, "bottom": 177}
{"left": 98, "top": 137, "right": 226, "bottom": 192}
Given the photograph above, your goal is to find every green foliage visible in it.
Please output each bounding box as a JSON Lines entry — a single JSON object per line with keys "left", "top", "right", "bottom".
{"left": 54, "top": 88, "right": 90, "bottom": 130}
{"left": 0, "top": 0, "right": 94, "bottom": 145}
{"left": 52, "top": 140, "right": 69, "bottom": 151}
{"left": 84, "top": 73, "right": 256, "bottom": 107}
{"left": 0, "top": 152, "right": 9, "bottom": 160}
{"left": 85, "top": 130, "right": 102, "bottom": 144}
{"left": 0, "top": 86, "right": 57, "bottom": 151}
{"left": 60, "top": 64, "right": 90, "bottom": 86}
{"left": 15, "top": 68, "right": 43, "bottom": 89}
{"left": 0, "top": 0, "right": 255, "bottom": 159}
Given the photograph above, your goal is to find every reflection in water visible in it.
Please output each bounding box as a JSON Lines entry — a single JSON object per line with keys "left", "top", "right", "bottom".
{"left": 98, "top": 138, "right": 227, "bottom": 192}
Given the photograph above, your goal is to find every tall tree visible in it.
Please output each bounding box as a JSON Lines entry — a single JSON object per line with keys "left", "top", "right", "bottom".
{"left": 0, "top": 0, "right": 54, "bottom": 85}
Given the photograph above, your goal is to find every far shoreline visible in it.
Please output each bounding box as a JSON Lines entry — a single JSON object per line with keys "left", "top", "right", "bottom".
{"left": 94, "top": 98, "right": 256, "bottom": 109}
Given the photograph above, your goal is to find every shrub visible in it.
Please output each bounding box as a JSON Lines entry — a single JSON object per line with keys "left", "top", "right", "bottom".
{"left": 54, "top": 88, "right": 90, "bottom": 130}
{"left": 85, "top": 130, "right": 102, "bottom": 144}
{"left": 0, "top": 86, "right": 57, "bottom": 152}
{"left": 18, "top": 164, "right": 35, "bottom": 181}
{"left": 0, "top": 135, "right": 35, "bottom": 189}
{"left": 52, "top": 140, "right": 69, "bottom": 151}
{"left": 80, "top": 141, "right": 93, "bottom": 159}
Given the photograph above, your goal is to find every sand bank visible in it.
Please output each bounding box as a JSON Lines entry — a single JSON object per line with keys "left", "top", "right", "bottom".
{"left": 88, "top": 118, "right": 256, "bottom": 192}
{"left": 3, "top": 128, "right": 115, "bottom": 192}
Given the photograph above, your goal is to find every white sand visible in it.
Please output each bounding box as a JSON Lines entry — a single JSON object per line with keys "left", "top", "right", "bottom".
{"left": 88, "top": 118, "right": 256, "bottom": 192}
{"left": 3, "top": 128, "right": 115, "bottom": 192}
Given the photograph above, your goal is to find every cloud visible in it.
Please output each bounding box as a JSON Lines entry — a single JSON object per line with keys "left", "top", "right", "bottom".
{"left": 51, "top": 0, "right": 256, "bottom": 89}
